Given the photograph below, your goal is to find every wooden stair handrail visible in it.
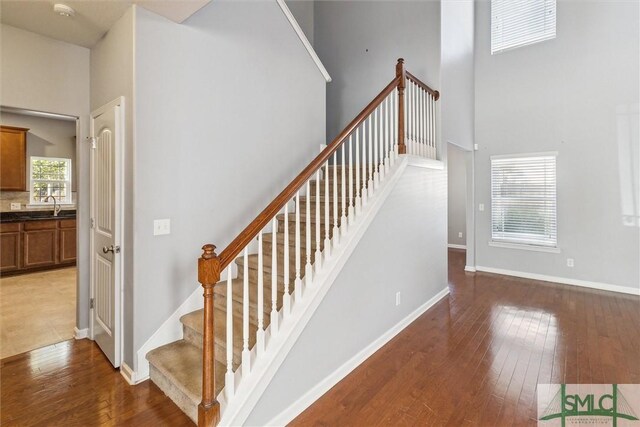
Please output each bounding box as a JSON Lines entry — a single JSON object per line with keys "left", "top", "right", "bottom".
{"left": 406, "top": 71, "right": 440, "bottom": 100}
{"left": 218, "top": 74, "right": 401, "bottom": 270}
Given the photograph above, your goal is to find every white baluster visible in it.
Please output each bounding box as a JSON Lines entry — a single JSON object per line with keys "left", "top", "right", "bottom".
{"left": 315, "top": 169, "right": 322, "bottom": 270}
{"left": 242, "top": 247, "right": 250, "bottom": 376}
{"left": 355, "top": 127, "right": 361, "bottom": 214}
{"left": 367, "top": 114, "right": 374, "bottom": 197}
{"left": 294, "top": 191, "right": 302, "bottom": 300}
{"left": 283, "top": 203, "right": 291, "bottom": 315}
{"left": 256, "top": 231, "right": 265, "bottom": 354}
{"left": 225, "top": 265, "right": 234, "bottom": 399}
{"left": 391, "top": 89, "right": 397, "bottom": 165}
{"left": 432, "top": 95, "right": 437, "bottom": 159}
{"left": 332, "top": 153, "right": 339, "bottom": 247}
{"left": 410, "top": 82, "right": 416, "bottom": 155}
{"left": 340, "top": 144, "right": 347, "bottom": 236}
{"left": 373, "top": 106, "right": 379, "bottom": 189}
{"left": 383, "top": 96, "right": 389, "bottom": 175}
{"left": 427, "top": 93, "right": 432, "bottom": 158}
{"left": 305, "top": 181, "right": 313, "bottom": 286}
{"left": 420, "top": 88, "right": 425, "bottom": 157}
{"left": 403, "top": 84, "right": 407, "bottom": 158}
{"left": 361, "top": 120, "right": 368, "bottom": 205}
{"left": 348, "top": 135, "right": 355, "bottom": 224}
{"left": 270, "top": 217, "right": 278, "bottom": 334}
{"left": 324, "top": 160, "right": 331, "bottom": 259}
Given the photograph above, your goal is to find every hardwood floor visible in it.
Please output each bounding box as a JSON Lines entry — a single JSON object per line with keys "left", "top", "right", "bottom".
{"left": 1, "top": 250, "right": 638, "bottom": 426}
{"left": 291, "top": 249, "right": 640, "bottom": 426}
{"left": 0, "top": 339, "right": 193, "bottom": 426}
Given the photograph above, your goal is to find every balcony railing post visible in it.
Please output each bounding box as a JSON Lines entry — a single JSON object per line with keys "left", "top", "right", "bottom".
{"left": 198, "top": 244, "right": 221, "bottom": 427}
{"left": 396, "top": 58, "right": 406, "bottom": 154}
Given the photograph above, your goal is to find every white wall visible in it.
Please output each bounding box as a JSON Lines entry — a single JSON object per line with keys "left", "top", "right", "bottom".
{"left": 246, "top": 162, "right": 448, "bottom": 424}
{"left": 90, "top": 6, "right": 136, "bottom": 366}
{"left": 474, "top": 0, "right": 640, "bottom": 290}
{"left": 440, "top": 0, "right": 474, "bottom": 151}
{"left": 314, "top": 1, "right": 441, "bottom": 142}
{"left": 132, "top": 1, "right": 327, "bottom": 370}
{"left": 448, "top": 143, "right": 466, "bottom": 246}
{"left": 0, "top": 24, "right": 91, "bottom": 329}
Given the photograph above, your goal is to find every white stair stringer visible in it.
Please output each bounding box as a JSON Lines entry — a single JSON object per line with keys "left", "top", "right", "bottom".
{"left": 218, "top": 155, "right": 413, "bottom": 426}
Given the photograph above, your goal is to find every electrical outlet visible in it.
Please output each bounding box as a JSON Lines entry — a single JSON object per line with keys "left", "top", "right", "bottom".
{"left": 474, "top": 144, "right": 479, "bottom": 150}
{"left": 567, "top": 258, "right": 574, "bottom": 268}
{"left": 479, "top": 203, "right": 485, "bottom": 212}
{"left": 458, "top": 232, "right": 463, "bottom": 238}
{"left": 153, "top": 219, "right": 171, "bottom": 236}
{"left": 395, "top": 292, "right": 401, "bottom": 306}
{"left": 10, "top": 203, "right": 21, "bottom": 210}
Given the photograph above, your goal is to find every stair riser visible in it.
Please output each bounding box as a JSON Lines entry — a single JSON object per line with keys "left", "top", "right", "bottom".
{"left": 149, "top": 366, "right": 198, "bottom": 423}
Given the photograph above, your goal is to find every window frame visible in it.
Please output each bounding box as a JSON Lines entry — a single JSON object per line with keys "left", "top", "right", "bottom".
{"left": 491, "top": 0, "right": 557, "bottom": 55}
{"left": 29, "top": 156, "right": 73, "bottom": 206}
{"left": 490, "top": 152, "right": 558, "bottom": 252}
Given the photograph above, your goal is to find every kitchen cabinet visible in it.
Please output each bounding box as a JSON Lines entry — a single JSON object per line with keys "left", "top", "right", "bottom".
{"left": 0, "top": 126, "right": 28, "bottom": 191}
{"left": 0, "top": 217, "right": 76, "bottom": 275}
{"left": 0, "top": 223, "right": 21, "bottom": 272}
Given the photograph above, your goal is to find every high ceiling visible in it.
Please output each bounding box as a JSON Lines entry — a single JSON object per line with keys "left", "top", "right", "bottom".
{"left": 0, "top": 0, "right": 211, "bottom": 48}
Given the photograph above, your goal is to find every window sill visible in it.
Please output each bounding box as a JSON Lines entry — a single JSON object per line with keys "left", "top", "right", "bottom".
{"left": 26, "top": 203, "right": 76, "bottom": 209}
{"left": 488, "top": 241, "right": 561, "bottom": 253}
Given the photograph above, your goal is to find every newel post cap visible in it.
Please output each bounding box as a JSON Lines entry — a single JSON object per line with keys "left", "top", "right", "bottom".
{"left": 198, "top": 244, "right": 221, "bottom": 286}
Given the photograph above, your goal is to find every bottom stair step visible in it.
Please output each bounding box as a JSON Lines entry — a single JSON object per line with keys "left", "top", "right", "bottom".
{"left": 147, "top": 339, "right": 225, "bottom": 424}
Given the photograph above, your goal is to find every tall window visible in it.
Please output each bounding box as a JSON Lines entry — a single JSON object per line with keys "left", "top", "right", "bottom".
{"left": 30, "top": 156, "right": 72, "bottom": 205}
{"left": 491, "top": 0, "right": 556, "bottom": 54}
{"left": 491, "top": 153, "right": 557, "bottom": 248}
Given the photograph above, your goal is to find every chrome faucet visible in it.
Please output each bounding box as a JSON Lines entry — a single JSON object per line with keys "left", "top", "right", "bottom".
{"left": 44, "top": 195, "right": 62, "bottom": 217}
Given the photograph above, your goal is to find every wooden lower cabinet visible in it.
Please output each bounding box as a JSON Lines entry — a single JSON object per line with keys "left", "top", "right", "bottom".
{"left": 0, "top": 223, "right": 21, "bottom": 272}
{"left": 0, "top": 218, "right": 76, "bottom": 275}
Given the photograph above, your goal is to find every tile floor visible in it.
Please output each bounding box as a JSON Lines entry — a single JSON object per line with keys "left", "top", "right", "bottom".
{"left": 0, "top": 267, "right": 76, "bottom": 359}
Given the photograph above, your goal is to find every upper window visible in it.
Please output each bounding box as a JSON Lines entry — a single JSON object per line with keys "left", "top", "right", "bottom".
{"left": 491, "top": 153, "right": 557, "bottom": 248}
{"left": 30, "top": 156, "right": 72, "bottom": 205}
{"left": 491, "top": 0, "right": 556, "bottom": 54}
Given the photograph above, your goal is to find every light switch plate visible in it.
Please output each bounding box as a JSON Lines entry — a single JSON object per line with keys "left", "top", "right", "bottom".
{"left": 567, "top": 258, "right": 574, "bottom": 268}
{"left": 458, "top": 232, "right": 463, "bottom": 238}
{"left": 153, "top": 219, "right": 171, "bottom": 236}
{"left": 479, "top": 203, "right": 485, "bottom": 211}
{"left": 10, "top": 203, "right": 21, "bottom": 210}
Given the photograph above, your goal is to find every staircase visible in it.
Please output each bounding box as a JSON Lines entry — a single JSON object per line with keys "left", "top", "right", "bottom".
{"left": 145, "top": 59, "right": 440, "bottom": 426}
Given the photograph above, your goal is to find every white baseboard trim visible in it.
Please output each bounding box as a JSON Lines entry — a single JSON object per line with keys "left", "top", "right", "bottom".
{"left": 276, "top": 0, "right": 331, "bottom": 82}
{"left": 266, "top": 286, "right": 450, "bottom": 427}
{"left": 120, "top": 362, "right": 138, "bottom": 385}
{"left": 448, "top": 244, "right": 467, "bottom": 250}
{"left": 475, "top": 265, "right": 640, "bottom": 296}
{"left": 464, "top": 265, "right": 476, "bottom": 272}
{"left": 74, "top": 327, "right": 89, "bottom": 340}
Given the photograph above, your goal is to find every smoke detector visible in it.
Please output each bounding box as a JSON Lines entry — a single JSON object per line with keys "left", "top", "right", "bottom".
{"left": 53, "top": 4, "right": 75, "bottom": 17}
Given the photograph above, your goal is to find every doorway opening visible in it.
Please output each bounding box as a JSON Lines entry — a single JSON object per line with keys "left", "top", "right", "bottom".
{"left": 0, "top": 107, "right": 80, "bottom": 358}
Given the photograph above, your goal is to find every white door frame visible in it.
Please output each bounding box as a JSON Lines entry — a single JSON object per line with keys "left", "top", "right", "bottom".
{"left": 89, "top": 96, "right": 125, "bottom": 366}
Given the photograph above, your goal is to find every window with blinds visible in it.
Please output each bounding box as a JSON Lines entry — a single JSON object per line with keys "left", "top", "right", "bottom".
{"left": 491, "top": 154, "right": 557, "bottom": 248}
{"left": 491, "top": 0, "right": 556, "bottom": 54}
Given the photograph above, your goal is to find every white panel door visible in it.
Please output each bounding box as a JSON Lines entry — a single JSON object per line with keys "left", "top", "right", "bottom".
{"left": 90, "top": 98, "right": 124, "bottom": 368}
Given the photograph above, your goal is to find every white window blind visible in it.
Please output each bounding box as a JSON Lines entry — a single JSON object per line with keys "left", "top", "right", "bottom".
{"left": 491, "top": 0, "right": 556, "bottom": 54}
{"left": 491, "top": 154, "right": 557, "bottom": 247}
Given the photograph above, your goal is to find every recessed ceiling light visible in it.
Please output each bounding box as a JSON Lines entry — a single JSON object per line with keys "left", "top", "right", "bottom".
{"left": 53, "top": 4, "right": 75, "bottom": 17}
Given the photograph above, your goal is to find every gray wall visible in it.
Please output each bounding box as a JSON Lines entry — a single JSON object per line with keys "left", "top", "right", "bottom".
{"left": 90, "top": 6, "right": 136, "bottom": 366}
{"left": 247, "top": 163, "right": 447, "bottom": 424}
{"left": 474, "top": 0, "right": 640, "bottom": 289}
{"left": 448, "top": 143, "right": 466, "bottom": 246}
{"left": 286, "top": 0, "right": 314, "bottom": 45}
{"left": 132, "top": 1, "right": 327, "bottom": 368}
{"left": 440, "top": 0, "right": 474, "bottom": 151}
{"left": 0, "top": 24, "right": 91, "bottom": 330}
{"left": 0, "top": 112, "right": 77, "bottom": 191}
{"left": 314, "top": 1, "right": 441, "bottom": 142}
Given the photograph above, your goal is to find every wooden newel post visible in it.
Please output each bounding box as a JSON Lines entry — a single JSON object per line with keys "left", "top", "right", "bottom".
{"left": 396, "top": 58, "right": 406, "bottom": 154}
{"left": 198, "top": 244, "right": 221, "bottom": 427}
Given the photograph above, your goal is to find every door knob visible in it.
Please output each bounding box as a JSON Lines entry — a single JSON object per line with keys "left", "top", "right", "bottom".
{"left": 102, "top": 245, "right": 121, "bottom": 254}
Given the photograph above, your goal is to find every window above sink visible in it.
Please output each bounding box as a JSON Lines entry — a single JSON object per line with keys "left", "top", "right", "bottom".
{"left": 29, "top": 156, "right": 73, "bottom": 205}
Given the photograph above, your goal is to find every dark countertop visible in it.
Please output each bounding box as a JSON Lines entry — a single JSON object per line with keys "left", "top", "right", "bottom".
{"left": 0, "top": 210, "right": 76, "bottom": 223}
